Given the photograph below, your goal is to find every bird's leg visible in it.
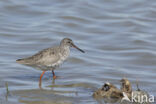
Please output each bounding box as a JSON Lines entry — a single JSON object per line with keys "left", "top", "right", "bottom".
{"left": 40, "top": 71, "right": 46, "bottom": 81}
{"left": 39, "top": 71, "right": 46, "bottom": 87}
{"left": 52, "top": 70, "right": 57, "bottom": 79}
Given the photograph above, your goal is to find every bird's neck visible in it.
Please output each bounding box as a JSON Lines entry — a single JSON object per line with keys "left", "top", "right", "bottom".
{"left": 60, "top": 45, "right": 70, "bottom": 54}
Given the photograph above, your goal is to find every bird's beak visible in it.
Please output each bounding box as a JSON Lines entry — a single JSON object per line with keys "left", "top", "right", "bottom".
{"left": 71, "top": 43, "right": 85, "bottom": 53}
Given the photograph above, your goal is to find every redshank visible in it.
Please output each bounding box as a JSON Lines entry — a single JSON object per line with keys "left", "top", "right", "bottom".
{"left": 16, "top": 38, "right": 85, "bottom": 85}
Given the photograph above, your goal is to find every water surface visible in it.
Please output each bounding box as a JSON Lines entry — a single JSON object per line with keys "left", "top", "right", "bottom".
{"left": 0, "top": 0, "right": 156, "bottom": 104}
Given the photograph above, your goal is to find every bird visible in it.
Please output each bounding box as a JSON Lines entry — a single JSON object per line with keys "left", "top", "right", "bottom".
{"left": 16, "top": 38, "right": 85, "bottom": 86}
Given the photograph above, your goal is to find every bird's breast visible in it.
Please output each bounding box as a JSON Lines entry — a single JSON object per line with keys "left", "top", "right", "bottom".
{"left": 48, "top": 49, "right": 70, "bottom": 68}
{"left": 58, "top": 49, "right": 70, "bottom": 63}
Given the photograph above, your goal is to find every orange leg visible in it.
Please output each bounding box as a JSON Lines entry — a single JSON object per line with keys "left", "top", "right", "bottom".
{"left": 39, "top": 71, "right": 46, "bottom": 87}
{"left": 40, "top": 71, "right": 46, "bottom": 81}
{"left": 52, "top": 70, "right": 57, "bottom": 79}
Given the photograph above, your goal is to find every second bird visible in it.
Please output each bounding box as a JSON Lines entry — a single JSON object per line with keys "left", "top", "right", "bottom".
{"left": 16, "top": 38, "right": 85, "bottom": 85}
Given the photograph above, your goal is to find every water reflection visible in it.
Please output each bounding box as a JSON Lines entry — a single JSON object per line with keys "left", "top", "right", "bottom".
{"left": 12, "top": 82, "right": 94, "bottom": 104}
{"left": 0, "top": 0, "right": 156, "bottom": 104}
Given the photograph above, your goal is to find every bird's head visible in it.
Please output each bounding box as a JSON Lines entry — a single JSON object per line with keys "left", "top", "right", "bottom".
{"left": 61, "top": 38, "right": 85, "bottom": 53}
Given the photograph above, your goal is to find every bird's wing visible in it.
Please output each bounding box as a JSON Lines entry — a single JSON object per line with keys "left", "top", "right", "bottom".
{"left": 36, "top": 47, "right": 61, "bottom": 66}
{"left": 19, "top": 46, "right": 60, "bottom": 66}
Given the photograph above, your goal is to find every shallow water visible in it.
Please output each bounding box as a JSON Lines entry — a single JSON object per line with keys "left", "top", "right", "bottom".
{"left": 0, "top": 0, "right": 156, "bottom": 104}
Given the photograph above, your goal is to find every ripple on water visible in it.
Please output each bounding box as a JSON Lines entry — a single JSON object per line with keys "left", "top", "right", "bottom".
{"left": 0, "top": 0, "right": 156, "bottom": 104}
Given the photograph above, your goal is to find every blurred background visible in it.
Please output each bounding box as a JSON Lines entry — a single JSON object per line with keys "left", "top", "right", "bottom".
{"left": 0, "top": 0, "right": 156, "bottom": 104}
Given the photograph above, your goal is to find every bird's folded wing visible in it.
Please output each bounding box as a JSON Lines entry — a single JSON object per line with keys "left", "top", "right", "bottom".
{"left": 18, "top": 47, "right": 60, "bottom": 66}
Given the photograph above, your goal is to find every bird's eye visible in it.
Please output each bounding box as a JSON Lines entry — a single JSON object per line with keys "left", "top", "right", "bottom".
{"left": 67, "top": 41, "right": 71, "bottom": 43}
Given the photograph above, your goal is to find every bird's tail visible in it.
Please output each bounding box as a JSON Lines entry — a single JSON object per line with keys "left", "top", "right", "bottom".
{"left": 16, "top": 59, "right": 26, "bottom": 64}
